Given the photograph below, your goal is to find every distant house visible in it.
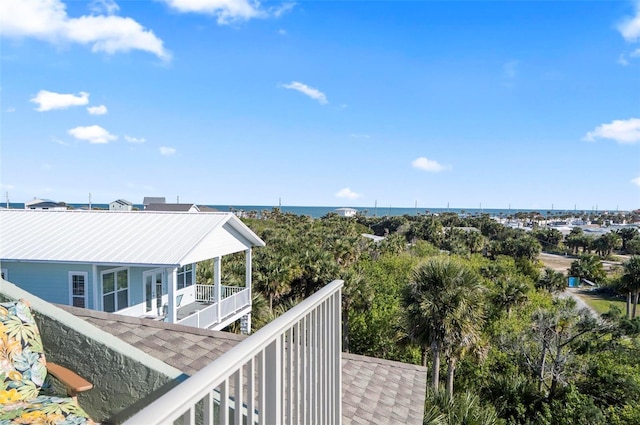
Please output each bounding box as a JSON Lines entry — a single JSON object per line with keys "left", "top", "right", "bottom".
{"left": 336, "top": 207, "right": 357, "bottom": 217}
{"left": 24, "top": 198, "right": 67, "bottom": 211}
{"left": 109, "top": 199, "right": 133, "bottom": 211}
{"left": 143, "top": 197, "right": 166, "bottom": 209}
{"left": 0, "top": 209, "right": 265, "bottom": 332}
{"left": 145, "top": 203, "right": 200, "bottom": 213}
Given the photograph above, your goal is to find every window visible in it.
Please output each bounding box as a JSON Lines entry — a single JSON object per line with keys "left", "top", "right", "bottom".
{"left": 102, "top": 268, "right": 129, "bottom": 312}
{"left": 69, "top": 272, "right": 88, "bottom": 308}
{"left": 177, "top": 264, "right": 194, "bottom": 290}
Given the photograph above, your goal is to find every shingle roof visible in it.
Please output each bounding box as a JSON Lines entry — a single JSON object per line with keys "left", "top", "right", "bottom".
{"left": 59, "top": 306, "right": 427, "bottom": 425}
{"left": 145, "top": 203, "right": 199, "bottom": 212}
{"left": 0, "top": 209, "right": 265, "bottom": 266}
{"left": 143, "top": 197, "right": 165, "bottom": 205}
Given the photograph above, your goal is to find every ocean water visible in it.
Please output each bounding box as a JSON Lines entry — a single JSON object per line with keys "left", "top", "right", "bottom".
{"left": 9, "top": 203, "right": 600, "bottom": 219}
{"left": 206, "top": 205, "right": 595, "bottom": 219}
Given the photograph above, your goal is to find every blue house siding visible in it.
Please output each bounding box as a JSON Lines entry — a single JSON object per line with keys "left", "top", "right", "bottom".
{"left": 0, "top": 261, "right": 94, "bottom": 307}
{"left": 94, "top": 265, "right": 152, "bottom": 312}
{"left": 1, "top": 262, "right": 167, "bottom": 314}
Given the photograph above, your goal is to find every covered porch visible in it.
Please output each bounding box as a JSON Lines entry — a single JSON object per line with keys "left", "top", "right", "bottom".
{"left": 176, "top": 284, "right": 251, "bottom": 331}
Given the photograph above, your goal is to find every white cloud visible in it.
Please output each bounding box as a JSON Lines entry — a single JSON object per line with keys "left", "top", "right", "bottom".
{"left": 583, "top": 118, "right": 640, "bottom": 144}
{"left": 282, "top": 81, "right": 328, "bottom": 104}
{"left": 163, "top": 0, "right": 261, "bottom": 24}
{"left": 31, "top": 90, "right": 89, "bottom": 111}
{"left": 0, "top": 0, "right": 170, "bottom": 60}
{"left": 618, "top": 2, "right": 640, "bottom": 42}
{"left": 162, "top": 0, "right": 294, "bottom": 24}
{"left": 5, "top": 107, "right": 16, "bottom": 113}
{"left": 160, "top": 146, "right": 176, "bottom": 156}
{"left": 632, "top": 176, "right": 640, "bottom": 187}
{"left": 87, "top": 104, "right": 108, "bottom": 115}
{"left": 278, "top": 29, "right": 287, "bottom": 35}
{"left": 52, "top": 136, "right": 69, "bottom": 146}
{"left": 89, "top": 0, "right": 119, "bottom": 15}
{"left": 618, "top": 53, "right": 629, "bottom": 66}
{"left": 124, "top": 135, "right": 146, "bottom": 144}
{"left": 335, "top": 188, "right": 361, "bottom": 200}
{"left": 68, "top": 125, "right": 117, "bottom": 144}
{"left": 271, "top": 2, "right": 295, "bottom": 18}
{"left": 412, "top": 157, "right": 450, "bottom": 172}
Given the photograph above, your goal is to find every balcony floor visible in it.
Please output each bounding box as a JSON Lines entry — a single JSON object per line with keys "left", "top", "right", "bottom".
{"left": 177, "top": 301, "right": 213, "bottom": 321}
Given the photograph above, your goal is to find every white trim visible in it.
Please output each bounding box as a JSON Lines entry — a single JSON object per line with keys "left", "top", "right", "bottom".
{"left": 100, "top": 266, "right": 130, "bottom": 313}
{"left": 68, "top": 271, "right": 89, "bottom": 308}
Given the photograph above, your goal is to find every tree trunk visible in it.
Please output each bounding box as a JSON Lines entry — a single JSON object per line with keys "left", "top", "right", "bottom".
{"left": 431, "top": 340, "right": 440, "bottom": 391}
{"left": 537, "top": 339, "right": 547, "bottom": 392}
{"left": 421, "top": 347, "right": 428, "bottom": 367}
{"left": 446, "top": 357, "right": 456, "bottom": 398}
{"left": 627, "top": 292, "right": 632, "bottom": 320}
{"left": 633, "top": 290, "right": 639, "bottom": 319}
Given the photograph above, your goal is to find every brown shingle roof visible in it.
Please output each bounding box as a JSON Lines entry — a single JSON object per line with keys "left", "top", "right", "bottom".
{"left": 59, "top": 305, "right": 427, "bottom": 425}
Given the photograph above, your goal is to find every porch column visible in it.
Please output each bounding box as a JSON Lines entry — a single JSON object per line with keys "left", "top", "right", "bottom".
{"left": 242, "top": 248, "right": 253, "bottom": 335}
{"left": 214, "top": 256, "right": 221, "bottom": 324}
{"left": 245, "top": 248, "right": 252, "bottom": 301}
{"left": 168, "top": 267, "right": 178, "bottom": 324}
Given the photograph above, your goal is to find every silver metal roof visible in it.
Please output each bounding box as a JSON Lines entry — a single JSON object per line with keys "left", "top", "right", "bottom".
{"left": 0, "top": 210, "right": 265, "bottom": 266}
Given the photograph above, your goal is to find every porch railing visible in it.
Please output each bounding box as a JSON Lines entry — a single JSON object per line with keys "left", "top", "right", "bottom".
{"left": 195, "top": 284, "right": 245, "bottom": 303}
{"left": 124, "top": 279, "right": 343, "bottom": 425}
{"left": 179, "top": 286, "right": 251, "bottom": 329}
{"left": 195, "top": 284, "right": 215, "bottom": 302}
{"left": 220, "top": 287, "right": 250, "bottom": 320}
{"left": 176, "top": 303, "right": 218, "bottom": 328}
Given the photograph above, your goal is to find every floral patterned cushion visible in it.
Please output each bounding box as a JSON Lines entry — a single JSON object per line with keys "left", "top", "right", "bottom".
{"left": 0, "top": 301, "right": 47, "bottom": 402}
{"left": 0, "top": 395, "right": 95, "bottom": 424}
{"left": 0, "top": 301, "right": 95, "bottom": 424}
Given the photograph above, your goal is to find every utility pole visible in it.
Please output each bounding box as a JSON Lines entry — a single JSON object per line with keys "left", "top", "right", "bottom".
{"left": 89, "top": 193, "right": 92, "bottom": 211}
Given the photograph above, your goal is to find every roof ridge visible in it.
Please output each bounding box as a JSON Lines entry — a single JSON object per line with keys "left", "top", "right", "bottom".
{"left": 342, "top": 352, "right": 427, "bottom": 371}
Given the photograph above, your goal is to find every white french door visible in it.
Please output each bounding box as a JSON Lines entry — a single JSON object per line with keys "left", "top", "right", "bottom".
{"left": 144, "top": 269, "right": 165, "bottom": 316}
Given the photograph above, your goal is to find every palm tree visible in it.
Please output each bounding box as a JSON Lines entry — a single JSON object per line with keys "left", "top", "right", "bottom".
{"left": 537, "top": 267, "right": 567, "bottom": 293}
{"left": 568, "top": 254, "right": 606, "bottom": 284}
{"left": 492, "top": 277, "right": 530, "bottom": 317}
{"left": 341, "top": 268, "right": 373, "bottom": 353}
{"left": 621, "top": 256, "right": 640, "bottom": 319}
{"left": 401, "top": 256, "right": 485, "bottom": 396}
{"left": 617, "top": 227, "right": 639, "bottom": 252}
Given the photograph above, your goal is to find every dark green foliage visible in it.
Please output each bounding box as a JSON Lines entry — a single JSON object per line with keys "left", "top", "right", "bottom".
{"left": 210, "top": 209, "right": 640, "bottom": 424}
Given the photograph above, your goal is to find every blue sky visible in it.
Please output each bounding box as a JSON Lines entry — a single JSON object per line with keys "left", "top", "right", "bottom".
{"left": 1, "top": 0, "right": 639, "bottom": 211}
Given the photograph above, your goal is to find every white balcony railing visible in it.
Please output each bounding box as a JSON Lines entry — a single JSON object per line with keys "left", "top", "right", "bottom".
{"left": 195, "top": 284, "right": 215, "bottom": 302}
{"left": 179, "top": 286, "right": 250, "bottom": 329}
{"left": 124, "top": 279, "right": 343, "bottom": 425}
{"left": 222, "top": 285, "right": 245, "bottom": 299}
{"left": 194, "top": 284, "right": 245, "bottom": 303}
